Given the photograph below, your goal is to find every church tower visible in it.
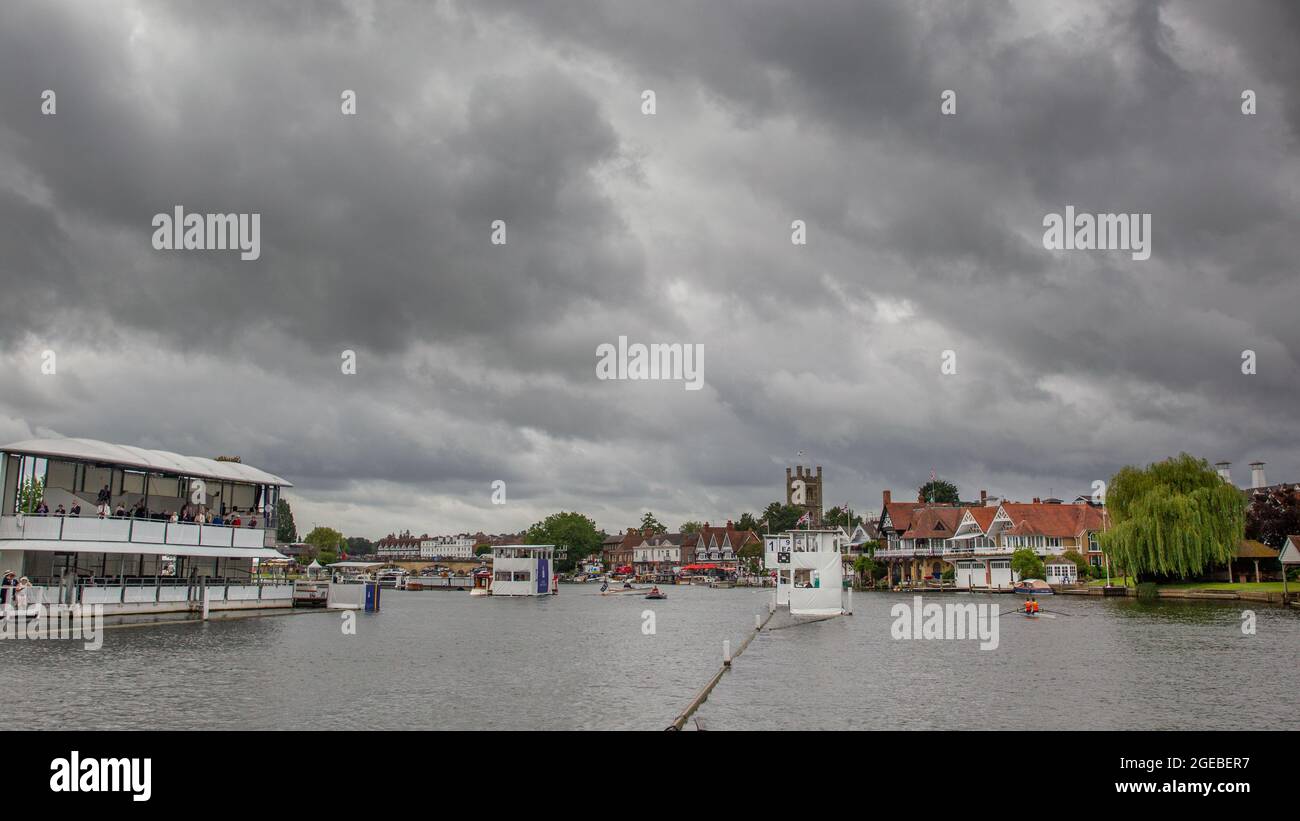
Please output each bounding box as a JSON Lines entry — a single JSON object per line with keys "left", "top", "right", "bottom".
{"left": 785, "top": 465, "right": 824, "bottom": 526}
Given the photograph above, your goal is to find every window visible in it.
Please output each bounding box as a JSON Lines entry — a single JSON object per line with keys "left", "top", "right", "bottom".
{"left": 121, "top": 470, "right": 146, "bottom": 495}
{"left": 512, "top": 571, "right": 531, "bottom": 582}
{"left": 46, "top": 460, "right": 77, "bottom": 491}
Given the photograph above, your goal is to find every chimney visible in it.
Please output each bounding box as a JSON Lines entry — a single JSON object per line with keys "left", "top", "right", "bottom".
{"left": 1032, "top": 497, "right": 1041, "bottom": 504}
{"left": 1250, "top": 461, "right": 1266, "bottom": 489}
{"left": 980, "top": 489, "right": 987, "bottom": 504}
{"left": 816, "top": 466, "right": 822, "bottom": 478}
{"left": 726, "top": 519, "right": 733, "bottom": 529}
{"left": 883, "top": 489, "right": 892, "bottom": 506}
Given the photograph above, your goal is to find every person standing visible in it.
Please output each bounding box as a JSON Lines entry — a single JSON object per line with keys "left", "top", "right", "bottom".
{"left": 14, "top": 576, "right": 31, "bottom": 615}
{"left": 1, "top": 571, "right": 16, "bottom": 608}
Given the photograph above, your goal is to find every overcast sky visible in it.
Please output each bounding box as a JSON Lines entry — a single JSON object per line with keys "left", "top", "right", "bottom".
{"left": 1, "top": 0, "right": 1297, "bottom": 540}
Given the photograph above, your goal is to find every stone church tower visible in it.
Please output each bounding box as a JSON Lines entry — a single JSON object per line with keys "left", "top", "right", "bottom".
{"left": 785, "top": 465, "right": 824, "bottom": 526}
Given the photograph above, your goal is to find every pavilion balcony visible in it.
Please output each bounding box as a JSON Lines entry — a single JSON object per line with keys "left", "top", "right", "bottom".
{"left": 0, "top": 514, "right": 270, "bottom": 550}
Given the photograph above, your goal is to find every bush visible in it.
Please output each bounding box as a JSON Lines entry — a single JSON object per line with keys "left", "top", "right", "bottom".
{"left": 1011, "top": 548, "right": 1045, "bottom": 580}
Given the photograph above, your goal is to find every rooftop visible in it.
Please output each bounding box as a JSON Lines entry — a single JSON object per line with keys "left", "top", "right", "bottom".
{"left": 2, "top": 437, "right": 291, "bottom": 487}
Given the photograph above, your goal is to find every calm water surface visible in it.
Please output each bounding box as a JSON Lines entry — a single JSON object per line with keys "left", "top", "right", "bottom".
{"left": 3, "top": 587, "right": 1296, "bottom": 730}
{"left": 696, "top": 591, "right": 1300, "bottom": 730}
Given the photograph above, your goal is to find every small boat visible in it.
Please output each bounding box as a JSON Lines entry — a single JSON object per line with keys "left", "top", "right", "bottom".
{"left": 1012, "top": 578, "right": 1053, "bottom": 595}
{"left": 645, "top": 589, "right": 667, "bottom": 600}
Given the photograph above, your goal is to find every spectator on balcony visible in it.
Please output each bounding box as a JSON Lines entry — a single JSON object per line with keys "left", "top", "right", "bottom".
{"left": 210, "top": 511, "right": 224, "bottom": 526}
{"left": 113, "top": 503, "right": 126, "bottom": 518}
{"left": 230, "top": 510, "right": 243, "bottom": 527}
{"left": 134, "top": 502, "right": 148, "bottom": 519}
{"left": 169, "top": 511, "right": 179, "bottom": 523}
{"left": 247, "top": 514, "right": 258, "bottom": 528}
{"left": 54, "top": 503, "right": 66, "bottom": 516}
{"left": 69, "top": 502, "right": 81, "bottom": 517}
{"left": 1, "top": 571, "right": 15, "bottom": 607}
{"left": 96, "top": 484, "right": 111, "bottom": 506}
{"left": 194, "top": 508, "right": 207, "bottom": 525}
{"left": 34, "top": 500, "right": 49, "bottom": 515}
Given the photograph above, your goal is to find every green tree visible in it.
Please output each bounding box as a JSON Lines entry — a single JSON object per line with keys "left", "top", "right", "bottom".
{"left": 304, "top": 526, "right": 345, "bottom": 565}
{"left": 474, "top": 543, "right": 492, "bottom": 557}
{"left": 918, "top": 478, "right": 960, "bottom": 504}
{"left": 1100, "top": 454, "right": 1246, "bottom": 581}
{"left": 737, "top": 541, "right": 763, "bottom": 574}
{"left": 345, "top": 536, "right": 374, "bottom": 557}
{"left": 18, "top": 478, "right": 44, "bottom": 514}
{"left": 1011, "top": 548, "right": 1045, "bottom": 581}
{"left": 761, "top": 502, "right": 804, "bottom": 533}
{"left": 734, "top": 513, "right": 759, "bottom": 533}
{"left": 639, "top": 512, "right": 667, "bottom": 534}
{"left": 823, "top": 504, "right": 860, "bottom": 528}
{"left": 275, "top": 498, "right": 298, "bottom": 543}
{"left": 679, "top": 520, "right": 704, "bottom": 535}
{"left": 852, "top": 554, "right": 876, "bottom": 585}
{"left": 525, "top": 511, "right": 602, "bottom": 573}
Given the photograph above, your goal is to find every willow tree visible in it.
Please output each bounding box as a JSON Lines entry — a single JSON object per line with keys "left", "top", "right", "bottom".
{"left": 1100, "top": 454, "right": 1245, "bottom": 581}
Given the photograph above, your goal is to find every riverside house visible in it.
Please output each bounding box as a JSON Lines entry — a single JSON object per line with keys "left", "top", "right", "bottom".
{"left": 947, "top": 500, "right": 1107, "bottom": 590}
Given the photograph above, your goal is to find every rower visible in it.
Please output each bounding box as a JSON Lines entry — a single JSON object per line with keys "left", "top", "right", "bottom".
{"left": 1024, "top": 598, "right": 1033, "bottom": 614}
{"left": 650, "top": 585, "right": 660, "bottom": 596}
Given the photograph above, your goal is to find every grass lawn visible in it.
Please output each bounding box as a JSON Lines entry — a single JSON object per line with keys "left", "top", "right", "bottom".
{"left": 1086, "top": 576, "right": 1135, "bottom": 587}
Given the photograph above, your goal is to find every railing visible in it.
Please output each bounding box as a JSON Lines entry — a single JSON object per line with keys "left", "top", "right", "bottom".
{"left": 943, "top": 544, "right": 1013, "bottom": 556}
{"left": 0, "top": 515, "right": 267, "bottom": 549}
{"left": 24, "top": 576, "right": 293, "bottom": 606}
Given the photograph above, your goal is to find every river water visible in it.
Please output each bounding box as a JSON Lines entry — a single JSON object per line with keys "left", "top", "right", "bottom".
{"left": 2, "top": 586, "right": 1296, "bottom": 730}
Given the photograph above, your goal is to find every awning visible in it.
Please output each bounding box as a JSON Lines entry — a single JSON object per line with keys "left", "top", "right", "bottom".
{"left": 5, "top": 540, "right": 286, "bottom": 560}
{"left": 327, "top": 561, "right": 385, "bottom": 569}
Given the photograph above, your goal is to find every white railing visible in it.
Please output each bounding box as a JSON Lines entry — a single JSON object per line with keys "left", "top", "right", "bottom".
{"left": 30, "top": 579, "right": 295, "bottom": 607}
{"left": 944, "top": 544, "right": 1014, "bottom": 556}
{"left": 0, "top": 515, "right": 267, "bottom": 549}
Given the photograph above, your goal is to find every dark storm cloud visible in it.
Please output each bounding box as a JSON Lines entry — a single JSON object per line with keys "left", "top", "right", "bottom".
{"left": 1, "top": 0, "right": 1297, "bottom": 537}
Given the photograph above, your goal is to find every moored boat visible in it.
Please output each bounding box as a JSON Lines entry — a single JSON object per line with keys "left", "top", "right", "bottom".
{"left": 1013, "top": 578, "right": 1053, "bottom": 595}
